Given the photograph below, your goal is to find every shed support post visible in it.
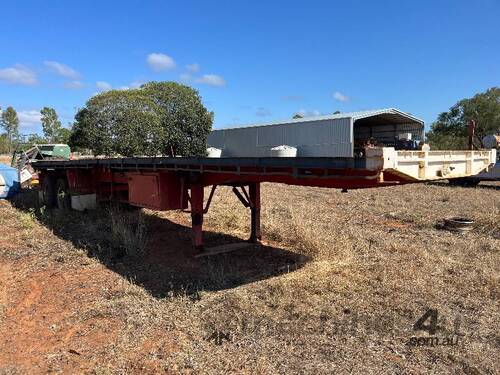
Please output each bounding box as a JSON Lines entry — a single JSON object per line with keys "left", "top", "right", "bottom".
{"left": 249, "top": 182, "right": 261, "bottom": 243}
{"left": 190, "top": 184, "right": 204, "bottom": 251}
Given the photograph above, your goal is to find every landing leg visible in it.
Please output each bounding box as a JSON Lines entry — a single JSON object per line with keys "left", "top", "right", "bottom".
{"left": 249, "top": 182, "right": 261, "bottom": 243}
{"left": 190, "top": 184, "right": 204, "bottom": 251}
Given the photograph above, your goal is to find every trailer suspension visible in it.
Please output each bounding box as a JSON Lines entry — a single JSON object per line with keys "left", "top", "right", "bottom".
{"left": 230, "top": 184, "right": 261, "bottom": 242}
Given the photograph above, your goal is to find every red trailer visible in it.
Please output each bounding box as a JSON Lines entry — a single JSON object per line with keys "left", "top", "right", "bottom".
{"left": 33, "top": 148, "right": 496, "bottom": 251}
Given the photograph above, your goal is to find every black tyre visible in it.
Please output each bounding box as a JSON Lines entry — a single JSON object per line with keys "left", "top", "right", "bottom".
{"left": 42, "top": 175, "right": 56, "bottom": 208}
{"left": 55, "top": 178, "right": 71, "bottom": 210}
{"left": 448, "top": 178, "right": 480, "bottom": 187}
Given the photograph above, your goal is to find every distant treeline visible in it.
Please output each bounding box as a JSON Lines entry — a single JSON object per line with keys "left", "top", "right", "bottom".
{"left": 0, "top": 106, "right": 70, "bottom": 154}
{"left": 426, "top": 87, "right": 500, "bottom": 149}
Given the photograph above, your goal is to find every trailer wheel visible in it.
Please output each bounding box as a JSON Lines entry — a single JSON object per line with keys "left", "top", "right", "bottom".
{"left": 42, "top": 175, "right": 56, "bottom": 208}
{"left": 448, "top": 178, "right": 480, "bottom": 187}
{"left": 56, "top": 178, "right": 71, "bottom": 210}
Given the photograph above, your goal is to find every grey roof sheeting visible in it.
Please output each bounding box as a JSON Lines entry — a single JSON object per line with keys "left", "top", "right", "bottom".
{"left": 217, "top": 108, "right": 424, "bottom": 130}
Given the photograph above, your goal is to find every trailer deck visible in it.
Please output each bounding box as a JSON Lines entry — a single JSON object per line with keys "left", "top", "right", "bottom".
{"left": 33, "top": 147, "right": 496, "bottom": 251}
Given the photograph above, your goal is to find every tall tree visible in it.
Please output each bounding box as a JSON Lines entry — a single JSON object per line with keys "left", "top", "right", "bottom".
{"left": 68, "top": 108, "right": 92, "bottom": 151}
{"left": 427, "top": 87, "right": 500, "bottom": 149}
{"left": 26, "top": 133, "right": 47, "bottom": 145}
{"left": 56, "top": 127, "right": 71, "bottom": 144}
{"left": 70, "top": 82, "right": 213, "bottom": 157}
{"left": 40, "top": 107, "right": 62, "bottom": 142}
{"left": 70, "top": 89, "right": 164, "bottom": 156}
{"left": 0, "top": 134, "right": 10, "bottom": 154}
{"left": 140, "top": 81, "right": 213, "bottom": 156}
{"left": 0, "top": 106, "right": 20, "bottom": 152}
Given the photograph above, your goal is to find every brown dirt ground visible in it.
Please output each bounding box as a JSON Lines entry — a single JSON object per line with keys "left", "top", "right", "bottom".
{"left": 0, "top": 180, "right": 499, "bottom": 374}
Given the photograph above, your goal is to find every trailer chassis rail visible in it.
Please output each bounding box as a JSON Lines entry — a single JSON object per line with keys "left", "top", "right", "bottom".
{"left": 32, "top": 148, "right": 496, "bottom": 251}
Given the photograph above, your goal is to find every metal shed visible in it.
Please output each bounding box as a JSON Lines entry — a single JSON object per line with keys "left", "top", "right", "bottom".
{"left": 208, "top": 108, "right": 424, "bottom": 158}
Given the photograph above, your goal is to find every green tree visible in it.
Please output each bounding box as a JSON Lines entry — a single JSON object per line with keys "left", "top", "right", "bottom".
{"left": 0, "top": 106, "right": 20, "bottom": 152}
{"left": 56, "top": 127, "right": 71, "bottom": 144}
{"left": 68, "top": 108, "right": 92, "bottom": 151}
{"left": 292, "top": 114, "right": 303, "bottom": 119}
{"left": 140, "top": 81, "right": 213, "bottom": 156}
{"left": 0, "top": 134, "right": 10, "bottom": 154}
{"left": 427, "top": 87, "right": 500, "bottom": 149}
{"left": 40, "top": 107, "right": 62, "bottom": 142}
{"left": 26, "top": 133, "right": 47, "bottom": 145}
{"left": 71, "top": 81, "right": 213, "bottom": 157}
{"left": 70, "top": 89, "right": 164, "bottom": 156}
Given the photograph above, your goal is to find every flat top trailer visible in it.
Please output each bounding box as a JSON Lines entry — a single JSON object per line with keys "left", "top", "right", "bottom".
{"left": 33, "top": 147, "right": 496, "bottom": 251}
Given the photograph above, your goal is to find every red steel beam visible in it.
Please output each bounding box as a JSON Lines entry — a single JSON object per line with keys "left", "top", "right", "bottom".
{"left": 190, "top": 183, "right": 204, "bottom": 251}
{"left": 249, "top": 182, "right": 261, "bottom": 243}
{"left": 41, "top": 164, "right": 413, "bottom": 252}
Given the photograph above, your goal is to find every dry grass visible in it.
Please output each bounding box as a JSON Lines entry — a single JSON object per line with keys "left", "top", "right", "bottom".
{"left": 0, "top": 181, "right": 498, "bottom": 374}
{"left": 109, "top": 206, "right": 149, "bottom": 258}
{"left": 0, "top": 154, "right": 11, "bottom": 165}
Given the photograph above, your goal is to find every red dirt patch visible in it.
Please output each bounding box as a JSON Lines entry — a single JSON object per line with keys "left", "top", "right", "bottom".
{"left": 383, "top": 220, "right": 411, "bottom": 229}
{"left": 0, "top": 266, "right": 122, "bottom": 373}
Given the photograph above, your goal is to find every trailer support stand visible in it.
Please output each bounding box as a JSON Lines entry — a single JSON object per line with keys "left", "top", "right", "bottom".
{"left": 190, "top": 184, "right": 204, "bottom": 251}
{"left": 249, "top": 182, "right": 261, "bottom": 243}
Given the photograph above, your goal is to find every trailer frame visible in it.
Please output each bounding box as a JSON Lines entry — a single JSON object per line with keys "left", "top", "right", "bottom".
{"left": 33, "top": 148, "right": 496, "bottom": 251}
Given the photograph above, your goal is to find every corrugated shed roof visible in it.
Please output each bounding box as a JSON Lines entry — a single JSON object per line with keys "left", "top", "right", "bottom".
{"left": 216, "top": 108, "right": 424, "bottom": 130}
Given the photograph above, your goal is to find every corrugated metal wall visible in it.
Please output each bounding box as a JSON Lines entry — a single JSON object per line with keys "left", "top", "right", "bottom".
{"left": 208, "top": 118, "right": 353, "bottom": 157}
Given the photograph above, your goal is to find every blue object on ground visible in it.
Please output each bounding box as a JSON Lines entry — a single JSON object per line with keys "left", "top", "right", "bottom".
{"left": 0, "top": 164, "right": 20, "bottom": 199}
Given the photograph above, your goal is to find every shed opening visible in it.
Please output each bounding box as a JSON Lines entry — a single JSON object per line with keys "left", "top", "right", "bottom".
{"left": 353, "top": 113, "right": 424, "bottom": 158}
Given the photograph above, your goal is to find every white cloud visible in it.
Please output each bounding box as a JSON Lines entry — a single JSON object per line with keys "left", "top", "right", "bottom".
{"left": 119, "top": 80, "right": 145, "bottom": 90}
{"left": 129, "top": 80, "right": 143, "bottom": 89}
{"left": 333, "top": 91, "right": 349, "bottom": 102}
{"left": 44, "top": 60, "right": 81, "bottom": 80}
{"left": 94, "top": 80, "right": 141, "bottom": 92}
{"left": 295, "top": 109, "right": 321, "bottom": 117}
{"left": 18, "top": 110, "right": 41, "bottom": 128}
{"left": 64, "top": 80, "right": 84, "bottom": 89}
{"left": 96, "top": 81, "right": 112, "bottom": 91}
{"left": 147, "top": 53, "right": 176, "bottom": 71}
{"left": 0, "top": 64, "right": 37, "bottom": 85}
{"left": 195, "top": 74, "right": 226, "bottom": 87}
{"left": 179, "top": 73, "right": 192, "bottom": 82}
{"left": 255, "top": 107, "right": 271, "bottom": 117}
{"left": 186, "top": 63, "right": 200, "bottom": 73}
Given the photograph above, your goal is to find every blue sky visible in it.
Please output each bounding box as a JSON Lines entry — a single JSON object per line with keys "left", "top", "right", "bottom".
{"left": 0, "top": 0, "right": 498, "bottom": 135}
